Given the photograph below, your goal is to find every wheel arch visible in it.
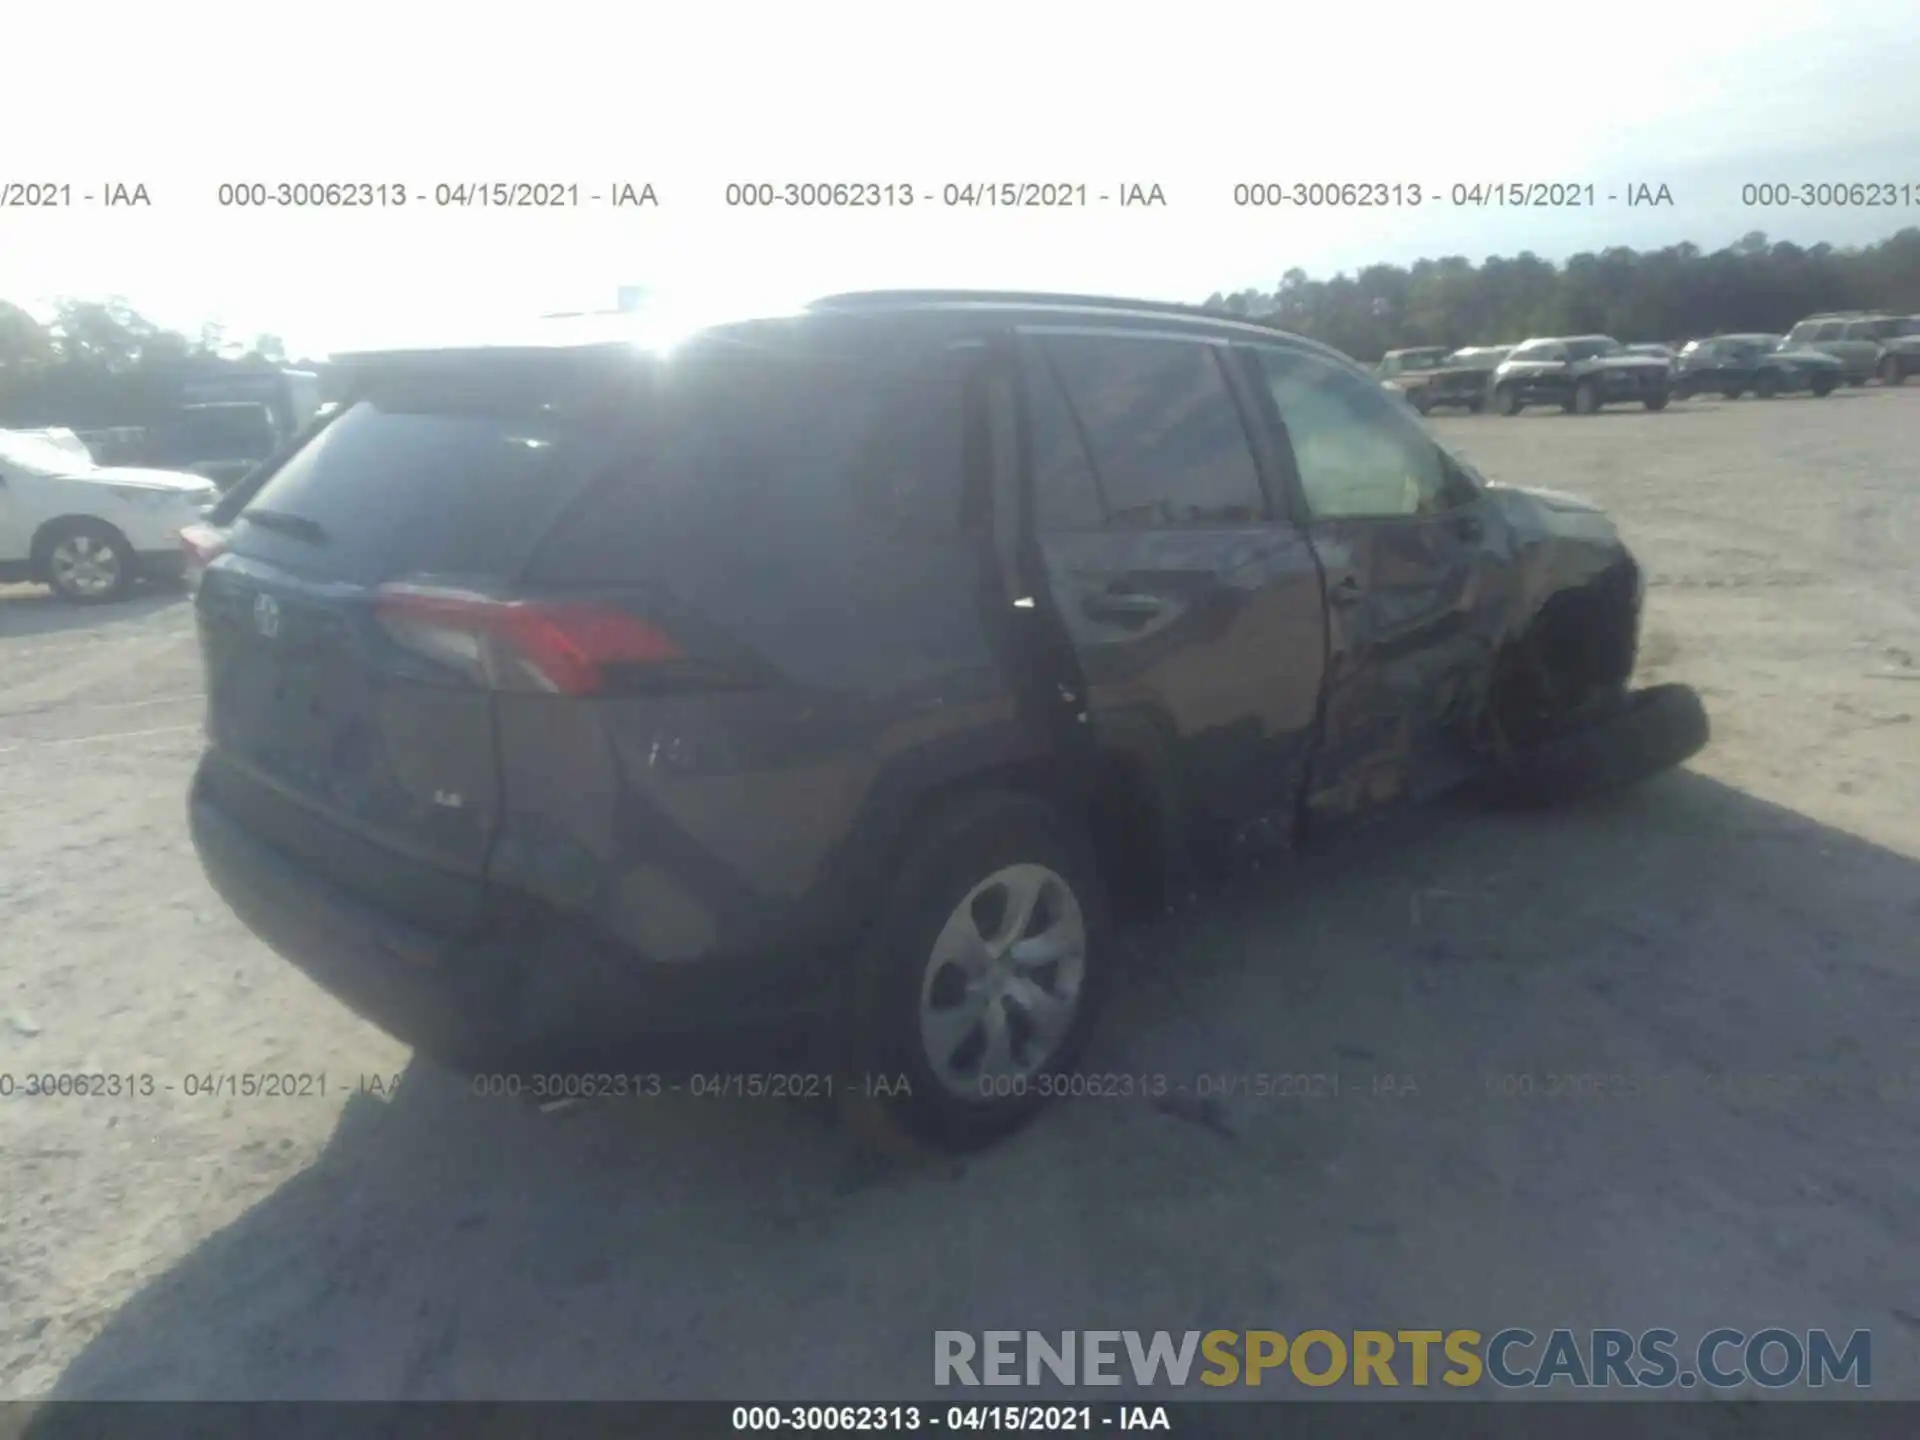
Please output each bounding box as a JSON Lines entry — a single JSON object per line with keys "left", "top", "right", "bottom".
{"left": 27, "top": 513, "right": 133, "bottom": 581}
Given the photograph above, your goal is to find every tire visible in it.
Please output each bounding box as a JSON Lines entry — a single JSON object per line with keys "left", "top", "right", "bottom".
{"left": 1881, "top": 355, "right": 1907, "bottom": 386}
{"left": 847, "top": 792, "right": 1111, "bottom": 1152}
{"left": 1754, "top": 370, "right": 1781, "bottom": 399}
{"left": 1466, "top": 396, "right": 1487, "bottom": 414}
{"left": 1721, "top": 384, "right": 1743, "bottom": 401}
{"left": 1495, "top": 384, "right": 1523, "bottom": 416}
{"left": 35, "top": 518, "right": 136, "bottom": 603}
{"left": 1643, "top": 388, "right": 1670, "bottom": 412}
{"left": 1810, "top": 375, "right": 1836, "bottom": 397}
{"left": 1571, "top": 378, "right": 1602, "bottom": 415}
{"left": 1479, "top": 684, "right": 1709, "bottom": 810}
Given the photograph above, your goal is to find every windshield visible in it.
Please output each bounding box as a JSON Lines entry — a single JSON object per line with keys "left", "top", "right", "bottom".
{"left": 0, "top": 431, "right": 94, "bottom": 476}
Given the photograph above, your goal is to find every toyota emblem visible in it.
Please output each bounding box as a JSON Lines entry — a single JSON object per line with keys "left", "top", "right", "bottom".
{"left": 253, "top": 593, "right": 281, "bottom": 639}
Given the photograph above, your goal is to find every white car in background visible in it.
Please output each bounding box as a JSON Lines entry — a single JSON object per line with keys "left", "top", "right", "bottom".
{"left": 0, "top": 429, "right": 219, "bottom": 603}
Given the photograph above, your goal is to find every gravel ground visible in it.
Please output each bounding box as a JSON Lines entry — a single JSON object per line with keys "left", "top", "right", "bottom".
{"left": 2, "top": 388, "right": 1917, "bottom": 1403}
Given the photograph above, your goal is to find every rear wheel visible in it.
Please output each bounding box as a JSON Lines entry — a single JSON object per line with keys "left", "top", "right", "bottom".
{"left": 848, "top": 793, "right": 1111, "bottom": 1152}
{"left": 36, "top": 519, "right": 135, "bottom": 604}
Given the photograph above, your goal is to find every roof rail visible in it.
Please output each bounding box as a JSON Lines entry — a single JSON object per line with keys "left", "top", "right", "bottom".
{"left": 808, "top": 288, "right": 1285, "bottom": 328}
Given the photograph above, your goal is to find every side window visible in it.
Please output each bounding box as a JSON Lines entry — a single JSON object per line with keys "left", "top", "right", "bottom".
{"left": 1039, "top": 334, "right": 1266, "bottom": 528}
{"left": 851, "top": 344, "right": 980, "bottom": 542}
{"left": 1812, "top": 322, "right": 1843, "bottom": 342}
{"left": 1252, "top": 346, "right": 1454, "bottom": 522}
{"left": 1019, "top": 351, "right": 1105, "bottom": 532}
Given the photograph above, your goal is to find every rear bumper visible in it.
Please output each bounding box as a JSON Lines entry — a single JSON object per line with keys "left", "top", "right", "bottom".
{"left": 189, "top": 761, "right": 836, "bottom": 1075}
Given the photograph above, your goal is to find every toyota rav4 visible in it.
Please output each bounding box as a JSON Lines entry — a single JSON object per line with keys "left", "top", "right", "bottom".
{"left": 187, "top": 291, "right": 1708, "bottom": 1150}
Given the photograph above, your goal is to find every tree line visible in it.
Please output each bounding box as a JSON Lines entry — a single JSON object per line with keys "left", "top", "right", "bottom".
{"left": 0, "top": 299, "right": 313, "bottom": 431}
{"left": 2, "top": 228, "right": 1916, "bottom": 428}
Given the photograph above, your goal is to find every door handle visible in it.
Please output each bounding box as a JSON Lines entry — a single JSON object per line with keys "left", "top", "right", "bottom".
{"left": 1082, "top": 588, "right": 1165, "bottom": 623}
{"left": 1327, "top": 573, "right": 1364, "bottom": 607}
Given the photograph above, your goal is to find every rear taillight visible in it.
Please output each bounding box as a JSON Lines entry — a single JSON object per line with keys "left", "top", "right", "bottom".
{"left": 373, "top": 584, "right": 681, "bottom": 696}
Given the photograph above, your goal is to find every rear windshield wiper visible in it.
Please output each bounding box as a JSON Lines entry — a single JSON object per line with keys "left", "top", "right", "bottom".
{"left": 242, "top": 508, "right": 329, "bottom": 544}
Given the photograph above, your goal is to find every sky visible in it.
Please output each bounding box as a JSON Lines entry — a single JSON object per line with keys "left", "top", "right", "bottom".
{"left": 2, "top": 1, "right": 1915, "bottom": 357}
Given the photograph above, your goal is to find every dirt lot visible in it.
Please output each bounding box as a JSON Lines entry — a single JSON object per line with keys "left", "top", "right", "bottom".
{"left": 2, "top": 389, "right": 1917, "bottom": 1403}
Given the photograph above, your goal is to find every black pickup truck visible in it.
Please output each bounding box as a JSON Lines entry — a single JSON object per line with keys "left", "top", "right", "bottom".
{"left": 1490, "top": 336, "right": 1674, "bottom": 415}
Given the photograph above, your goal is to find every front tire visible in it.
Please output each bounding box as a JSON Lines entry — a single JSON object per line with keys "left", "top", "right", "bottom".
{"left": 1810, "top": 374, "right": 1836, "bottom": 397}
{"left": 1495, "top": 384, "right": 1523, "bottom": 416}
{"left": 849, "top": 793, "right": 1111, "bottom": 1152}
{"left": 1643, "top": 388, "right": 1670, "bottom": 412}
{"left": 1571, "top": 378, "right": 1602, "bottom": 415}
{"left": 36, "top": 519, "right": 136, "bottom": 604}
{"left": 1479, "top": 685, "right": 1710, "bottom": 810}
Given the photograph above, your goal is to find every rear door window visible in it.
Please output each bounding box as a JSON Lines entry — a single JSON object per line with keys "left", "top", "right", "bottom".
{"left": 1037, "top": 333, "right": 1266, "bottom": 527}
{"left": 1020, "top": 351, "right": 1106, "bottom": 532}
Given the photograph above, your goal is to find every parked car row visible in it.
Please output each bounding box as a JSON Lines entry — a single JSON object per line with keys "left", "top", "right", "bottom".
{"left": 1375, "top": 309, "right": 1918, "bottom": 416}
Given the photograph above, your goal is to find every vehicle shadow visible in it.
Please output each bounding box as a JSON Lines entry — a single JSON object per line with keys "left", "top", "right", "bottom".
{"left": 0, "top": 583, "right": 187, "bottom": 642}
{"left": 25, "top": 768, "right": 1920, "bottom": 1407}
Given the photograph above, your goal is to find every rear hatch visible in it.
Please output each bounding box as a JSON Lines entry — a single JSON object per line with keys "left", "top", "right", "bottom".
{"left": 195, "top": 350, "right": 649, "bottom": 933}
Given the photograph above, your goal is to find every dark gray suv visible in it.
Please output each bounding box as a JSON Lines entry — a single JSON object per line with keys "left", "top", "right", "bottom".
{"left": 187, "top": 291, "right": 1706, "bottom": 1149}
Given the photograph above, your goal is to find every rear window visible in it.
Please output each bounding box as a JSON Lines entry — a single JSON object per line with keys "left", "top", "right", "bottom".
{"left": 232, "top": 354, "right": 652, "bottom": 583}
